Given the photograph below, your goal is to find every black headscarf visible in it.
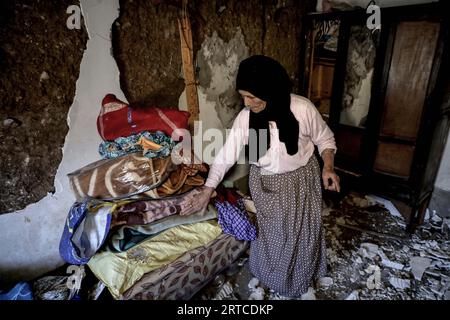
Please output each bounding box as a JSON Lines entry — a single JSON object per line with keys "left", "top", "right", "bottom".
{"left": 236, "top": 55, "right": 299, "bottom": 160}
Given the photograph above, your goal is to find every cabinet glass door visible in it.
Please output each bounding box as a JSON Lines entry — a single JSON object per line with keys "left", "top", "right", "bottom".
{"left": 305, "top": 19, "right": 340, "bottom": 123}
{"left": 339, "top": 25, "right": 378, "bottom": 128}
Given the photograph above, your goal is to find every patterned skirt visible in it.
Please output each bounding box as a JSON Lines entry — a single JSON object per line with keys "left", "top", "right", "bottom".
{"left": 248, "top": 156, "right": 327, "bottom": 296}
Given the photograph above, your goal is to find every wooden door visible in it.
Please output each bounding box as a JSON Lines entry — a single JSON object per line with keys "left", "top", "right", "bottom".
{"left": 373, "top": 21, "right": 440, "bottom": 178}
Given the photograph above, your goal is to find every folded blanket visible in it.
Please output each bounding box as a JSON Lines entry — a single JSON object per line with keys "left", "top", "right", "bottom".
{"left": 122, "top": 233, "right": 249, "bottom": 300}
{"left": 141, "top": 163, "right": 207, "bottom": 199}
{"left": 109, "top": 203, "right": 218, "bottom": 252}
{"left": 87, "top": 220, "right": 222, "bottom": 299}
{"left": 110, "top": 187, "right": 207, "bottom": 228}
{"left": 98, "top": 131, "right": 175, "bottom": 159}
{"left": 68, "top": 153, "right": 177, "bottom": 201}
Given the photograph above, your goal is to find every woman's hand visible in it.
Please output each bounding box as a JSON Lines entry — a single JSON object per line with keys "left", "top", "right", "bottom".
{"left": 181, "top": 186, "right": 215, "bottom": 216}
{"left": 322, "top": 167, "right": 340, "bottom": 192}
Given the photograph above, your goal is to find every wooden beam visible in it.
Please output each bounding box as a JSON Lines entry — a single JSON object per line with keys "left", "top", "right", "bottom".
{"left": 178, "top": 0, "right": 199, "bottom": 131}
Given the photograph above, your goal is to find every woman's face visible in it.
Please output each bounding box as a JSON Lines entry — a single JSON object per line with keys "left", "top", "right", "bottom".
{"left": 238, "top": 90, "right": 267, "bottom": 113}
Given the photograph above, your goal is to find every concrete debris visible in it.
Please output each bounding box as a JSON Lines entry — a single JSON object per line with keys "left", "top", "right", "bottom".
{"left": 248, "top": 287, "right": 265, "bottom": 300}
{"left": 365, "top": 194, "right": 402, "bottom": 218}
{"left": 359, "top": 243, "right": 379, "bottom": 259}
{"left": 301, "top": 287, "right": 317, "bottom": 300}
{"left": 389, "top": 277, "right": 411, "bottom": 290}
{"left": 213, "top": 282, "right": 234, "bottom": 300}
{"left": 194, "top": 193, "right": 449, "bottom": 300}
{"left": 431, "top": 213, "right": 443, "bottom": 224}
{"left": 248, "top": 277, "right": 259, "bottom": 290}
{"left": 445, "top": 290, "right": 450, "bottom": 300}
{"left": 365, "top": 265, "right": 381, "bottom": 290}
{"left": 410, "top": 257, "right": 432, "bottom": 281}
{"left": 345, "top": 290, "right": 359, "bottom": 300}
{"left": 378, "top": 251, "right": 405, "bottom": 270}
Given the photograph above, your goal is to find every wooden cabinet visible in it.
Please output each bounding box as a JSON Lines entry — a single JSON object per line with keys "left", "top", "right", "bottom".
{"left": 299, "top": 3, "right": 450, "bottom": 231}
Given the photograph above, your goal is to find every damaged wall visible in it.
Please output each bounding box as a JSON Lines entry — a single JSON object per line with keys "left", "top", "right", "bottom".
{"left": 0, "top": 0, "right": 312, "bottom": 282}
{"left": 0, "top": 0, "right": 312, "bottom": 283}
{"left": 113, "top": 0, "right": 310, "bottom": 131}
{"left": 0, "top": 0, "right": 88, "bottom": 214}
{"left": 0, "top": 0, "right": 126, "bottom": 283}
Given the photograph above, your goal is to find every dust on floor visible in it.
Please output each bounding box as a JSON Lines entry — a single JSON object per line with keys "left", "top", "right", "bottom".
{"left": 193, "top": 193, "right": 450, "bottom": 300}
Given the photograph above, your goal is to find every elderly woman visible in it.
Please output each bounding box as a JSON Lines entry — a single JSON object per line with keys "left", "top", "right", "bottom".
{"left": 183, "top": 55, "right": 340, "bottom": 297}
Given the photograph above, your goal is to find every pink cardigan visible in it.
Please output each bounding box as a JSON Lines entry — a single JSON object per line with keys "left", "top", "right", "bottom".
{"left": 205, "top": 94, "right": 337, "bottom": 189}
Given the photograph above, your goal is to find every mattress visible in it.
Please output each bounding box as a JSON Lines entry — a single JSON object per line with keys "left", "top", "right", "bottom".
{"left": 121, "top": 233, "right": 249, "bottom": 300}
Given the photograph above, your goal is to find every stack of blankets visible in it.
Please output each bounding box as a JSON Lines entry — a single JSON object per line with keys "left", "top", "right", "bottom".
{"left": 60, "top": 129, "right": 250, "bottom": 300}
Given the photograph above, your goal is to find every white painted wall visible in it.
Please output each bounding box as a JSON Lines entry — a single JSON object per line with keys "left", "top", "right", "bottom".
{"left": 0, "top": 0, "right": 126, "bottom": 283}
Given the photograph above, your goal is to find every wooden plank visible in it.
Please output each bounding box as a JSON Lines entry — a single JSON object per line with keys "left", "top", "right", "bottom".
{"left": 380, "top": 21, "right": 440, "bottom": 140}
{"left": 373, "top": 141, "right": 415, "bottom": 177}
{"left": 178, "top": 1, "right": 199, "bottom": 131}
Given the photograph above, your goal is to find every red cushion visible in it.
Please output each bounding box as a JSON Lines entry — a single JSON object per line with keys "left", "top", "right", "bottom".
{"left": 97, "top": 94, "right": 190, "bottom": 141}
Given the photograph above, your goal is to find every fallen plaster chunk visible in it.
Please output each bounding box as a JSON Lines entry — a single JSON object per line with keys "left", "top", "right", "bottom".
{"left": 365, "top": 265, "right": 381, "bottom": 290}
{"left": 429, "top": 287, "right": 444, "bottom": 298}
{"left": 378, "top": 251, "right": 404, "bottom": 270}
{"left": 410, "top": 257, "right": 432, "bottom": 281}
{"left": 213, "top": 282, "right": 234, "bottom": 300}
{"left": 426, "top": 250, "right": 449, "bottom": 260}
{"left": 248, "top": 287, "right": 265, "bottom": 300}
{"left": 445, "top": 290, "right": 450, "bottom": 300}
{"left": 248, "top": 277, "right": 259, "bottom": 290}
{"left": 431, "top": 213, "right": 443, "bottom": 224}
{"left": 412, "top": 243, "right": 425, "bottom": 251}
{"left": 389, "top": 277, "right": 411, "bottom": 290}
{"left": 359, "top": 243, "right": 379, "bottom": 259}
{"left": 326, "top": 248, "right": 339, "bottom": 263}
{"left": 366, "top": 195, "right": 402, "bottom": 218}
{"left": 345, "top": 290, "right": 360, "bottom": 300}
{"left": 300, "top": 287, "right": 316, "bottom": 300}
{"left": 355, "top": 256, "right": 363, "bottom": 264}
{"left": 318, "top": 277, "right": 333, "bottom": 288}
{"left": 381, "top": 258, "right": 404, "bottom": 270}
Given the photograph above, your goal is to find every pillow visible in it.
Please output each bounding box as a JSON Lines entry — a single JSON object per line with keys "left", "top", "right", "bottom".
{"left": 97, "top": 94, "right": 190, "bottom": 141}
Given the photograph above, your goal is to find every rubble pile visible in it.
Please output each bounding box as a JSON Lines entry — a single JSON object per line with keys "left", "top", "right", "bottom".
{"left": 196, "top": 193, "right": 450, "bottom": 300}
{"left": 316, "top": 193, "right": 450, "bottom": 300}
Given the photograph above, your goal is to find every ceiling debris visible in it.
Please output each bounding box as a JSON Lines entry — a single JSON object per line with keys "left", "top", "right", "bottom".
{"left": 195, "top": 193, "right": 450, "bottom": 300}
